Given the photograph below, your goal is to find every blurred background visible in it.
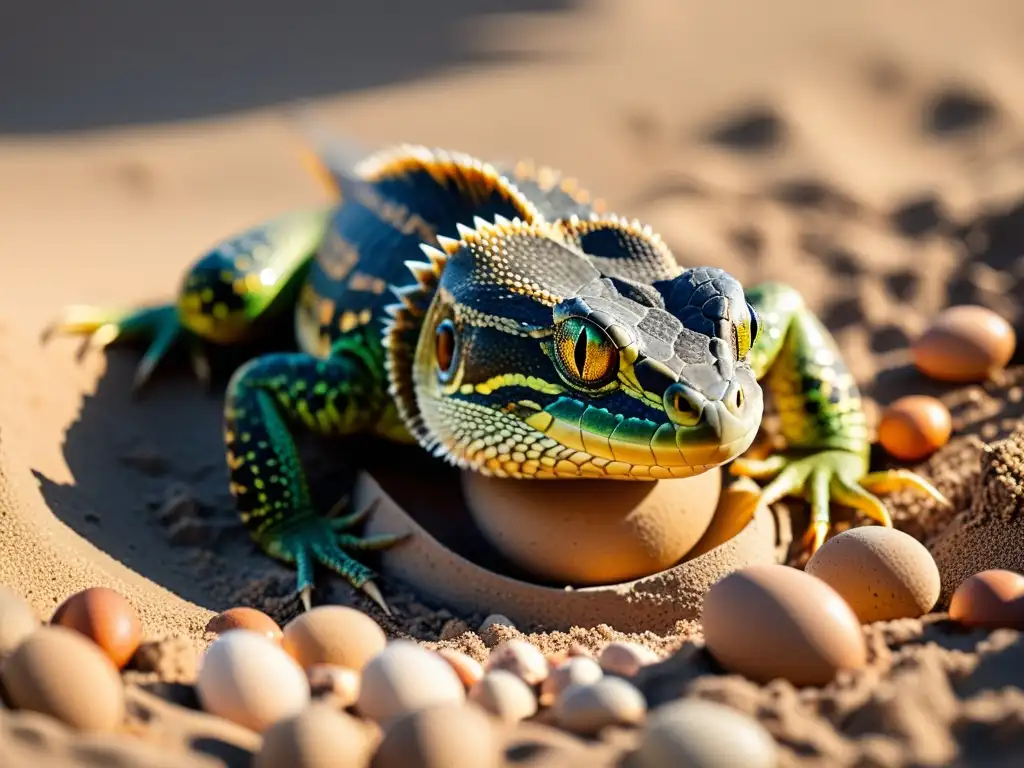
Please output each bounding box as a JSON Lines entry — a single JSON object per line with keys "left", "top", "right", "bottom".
{"left": 2, "top": 0, "right": 1024, "bottom": 384}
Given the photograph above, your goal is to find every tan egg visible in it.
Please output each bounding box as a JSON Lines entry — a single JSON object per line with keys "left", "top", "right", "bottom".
{"left": 484, "top": 639, "right": 549, "bottom": 686}
{"left": 1, "top": 625, "right": 125, "bottom": 731}
{"left": 282, "top": 605, "right": 386, "bottom": 671}
{"left": 0, "top": 585, "right": 39, "bottom": 657}
{"left": 51, "top": 587, "right": 143, "bottom": 669}
{"left": 598, "top": 641, "right": 660, "bottom": 677}
{"left": 631, "top": 698, "right": 778, "bottom": 768}
{"left": 805, "top": 526, "right": 941, "bottom": 623}
{"left": 878, "top": 396, "right": 952, "bottom": 462}
{"left": 206, "top": 607, "right": 283, "bottom": 644}
{"left": 701, "top": 564, "right": 868, "bottom": 686}
{"left": 553, "top": 677, "right": 647, "bottom": 736}
{"left": 307, "top": 664, "right": 361, "bottom": 707}
{"left": 949, "top": 570, "right": 1024, "bottom": 629}
{"left": 253, "top": 702, "right": 372, "bottom": 768}
{"left": 196, "top": 629, "right": 310, "bottom": 733}
{"left": 540, "top": 656, "right": 604, "bottom": 706}
{"left": 356, "top": 640, "right": 465, "bottom": 723}
{"left": 912, "top": 305, "right": 1016, "bottom": 383}
{"left": 468, "top": 669, "right": 538, "bottom": 723}
{"left": 435, "top": 648, "right": 484, "bottom": 690}
{"left": 371, "top": 701, "right": 502, "bottom": 768}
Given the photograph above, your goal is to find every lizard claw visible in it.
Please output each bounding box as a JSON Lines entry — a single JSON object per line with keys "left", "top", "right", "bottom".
{"left": 361, "top": 581, "right": 392, "bottom": 617}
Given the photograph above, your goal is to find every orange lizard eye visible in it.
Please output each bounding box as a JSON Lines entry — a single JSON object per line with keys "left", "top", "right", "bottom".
{"left": 553, "top": 317, "right": 619, "bottom": 389}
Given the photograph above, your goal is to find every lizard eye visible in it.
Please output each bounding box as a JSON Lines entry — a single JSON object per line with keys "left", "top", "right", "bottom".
{"left": 553, "top": 317, "right": 619, "bottom": 389}
{"left": 734, "top": 302, "right": 759, "bottom": 360}
{"left": 435, "top": 319, "right": 459, "bottom": 381}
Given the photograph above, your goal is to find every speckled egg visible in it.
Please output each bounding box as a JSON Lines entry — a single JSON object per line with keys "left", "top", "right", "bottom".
{"left": 631, "top": 698, "right": 778, "bottom": 768}
{"left": 0, "top": 586, "right": 39, "bottom": 657}
{"left": 912, "top": 305, "right": 1016, "bottom": 382}
{"left": 282, "top": 605, "right": 386, "bottom": 671}
{"left": 878, "top": 396, "right": 952, "bottom": 462}
{"left": 196, "top": 629, "right": 310, "bottom": 733}
{"left": 1, "top": 625, "right": 125, "bottom": 731}
{"left": 701, "top": 564, "right": 868, "bottom": 686}
{"left": 805, "top": 526, "right": 941, "bottom": 623}
{"left": 949, "top": 570, "right": 1024, "bottom": 629}
{"left": 206, "top": 607, "right": 283, "bottom": 644}
{"left": 51, "top": 587, "right": 143, "bottom": 669}
{"left": 357, "top": 640, "right": 465, "bottom": 723}
{"left": 253, "top": 702, "right": 372, "bottom": 768}
{"left": 371, "top": 701, "right": 502, "bottom": 768}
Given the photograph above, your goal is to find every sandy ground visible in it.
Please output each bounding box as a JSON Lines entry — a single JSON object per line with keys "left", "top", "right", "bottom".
{"left": 3, "top": 0, "right": 1024, "bottom": 765}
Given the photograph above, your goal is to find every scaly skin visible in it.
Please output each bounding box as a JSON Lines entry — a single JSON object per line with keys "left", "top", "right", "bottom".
{"left": 46, "top": 142, "right": 949, "bottom": 613}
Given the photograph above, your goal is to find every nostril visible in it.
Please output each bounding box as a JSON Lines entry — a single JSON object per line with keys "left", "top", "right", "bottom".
{"left": 665, "top": 383, "right": 705, "bottom": 427}
{"left": 734, "top": 387, "right": 744, "bottom": 409}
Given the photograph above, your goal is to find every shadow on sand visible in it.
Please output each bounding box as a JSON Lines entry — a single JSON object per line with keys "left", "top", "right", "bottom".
{"left": 0, "top": 0, "right": 579, "bottom": 134}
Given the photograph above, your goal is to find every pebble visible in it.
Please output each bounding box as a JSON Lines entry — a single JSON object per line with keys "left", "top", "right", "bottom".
{"left": 878, "top": 396, "right": 953, "bottom": 462}
{"left": 1, "top": 625, "right": 125, "bottom": 731}
{"left": 805, "top": 527, "right": 941, "bottom": 623}
{"left": 357, "top": 640, "right": 465, "bottom": 723}
{"left": 949, "top": 570, "right": 1024, "bottom": 629}
{"left": 307, "top": 664, "right": 361, "bottom": 707}
{"left": 253, "top": 702, "right": 372, "bottom": 768}
{"left": 371, "top": 701, "right": 502, "bottom": 768}
{"left": 484, "top": 639, "right": 549, "bottom": 686}
{"left": 436, "top": 648, "right": 485, "bottom": 690}
{"left": 282, "top": 605, "right": 386, "bottom": 671}
{"left": 630, "top": 698, "right": 778, "bottom": 768}
{"left": 479, "top": 614, "right": 515, "bottom": 633}
{"left": 598, "top": 641, "right": 660, "bottom": 677}
{"left": 468, "top": 669, "right": 538, "bottom": 723}
{"left": 195, "top": 629, "right": 310, "bottom": 733}
{"left": 51, "top": 587, "right": 143, "bottom": 669}
{"left": 701, "top": 564, "right": 868, "bottom": 686}
{"left": 0, "top": 586, "right": 39, "bottom": 657}
{"left": 912, "top": 305, "right": 1016, "bottom": 382}
{"left": 553, "top": 677, "right": 647, "bottom": 736}
{"left": 206, "top": 607, "right": 283, "bottom": 644}
{"left": 540, "top": 656, "right": 604, "bottom": 706}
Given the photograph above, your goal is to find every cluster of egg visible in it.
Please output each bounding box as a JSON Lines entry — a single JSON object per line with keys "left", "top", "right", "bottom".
{"left": 878, "top": 305, "right": 1016, "bottom": 462}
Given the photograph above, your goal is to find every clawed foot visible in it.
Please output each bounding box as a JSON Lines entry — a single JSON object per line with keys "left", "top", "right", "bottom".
{"left": 259, "top": 497, "right": 410, "bottom": 616}
{"left": 41, "top": 303, "right": 209, "bottom": 394}
{"left": 730, "top": 449, "right": 950, "bottom": 555}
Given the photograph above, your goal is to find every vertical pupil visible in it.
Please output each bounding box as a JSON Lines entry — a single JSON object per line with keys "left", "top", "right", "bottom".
{"left": 436, "top": 322, "right": 454, "bottom": 372}
{"left": 573, "top": 326, "right": 589, "bottom": 377}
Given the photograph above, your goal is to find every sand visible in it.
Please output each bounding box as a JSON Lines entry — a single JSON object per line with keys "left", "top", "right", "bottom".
{"left": 3, "top": 0, "right": 1024, "bottom": 765}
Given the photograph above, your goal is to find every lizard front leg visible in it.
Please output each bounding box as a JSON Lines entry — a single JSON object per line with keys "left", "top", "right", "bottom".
{"left": 225, "top": 345, "right": 408, "bottom": 614}
{"left": 732, "top": 282, "right": 949, "bottom": 554}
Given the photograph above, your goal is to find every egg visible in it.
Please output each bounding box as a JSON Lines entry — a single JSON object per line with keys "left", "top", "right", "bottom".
{"left": 357, "top": 640, "right": 465, "bottom": 723}
{"left": 484, "top": 640, "right": 549, "bottom": 686}
{"left": 51, "top": 587, "right": 143, "bottom": 669}
{"left": 253, "top": 703, "right": 372, "bottom": 768}
{"left": 1, "top": 625, "right": 125, "bottom": 731}
{"left": 282, "top": 605, "right": 386, "bottom": 671}
{"left": 371, "top": 701, "right": 502, "bottom": 768}
{"left": 878, "top": 396, "right": 952, "bottom": 462}
{"left": 206, "top": 607, "right": 283, "bottom": 644}
{"left": 307, "top": 664, "right": 361, "bottom": 707}
{"left": 468, "top": 670, "right": 538, "bottom": 723}
{"left": 701, "top": 564, "right": 868, "bottom": 686}
{"left": 436, "top": 648, "right": 485, "bottom": 690}
{"left": 195, "top": 629, "right": 310, "bottom": 733}
{"left": 912, "top": 305, "right": 1016, "bottom": 383}
{"left": 805, "top": 526, "right": 941, "bottom": 623}
{"left": 0, "top": 585, "right": 39, "bottom": 657}
{"left": 598, "top": 641, "right": 660, "bottom": 677}
{"left": 553, "top": 677, "right": 647, "bottom": 736}
{"left": 540, "top": 656, "right": 604, "bottom": 706}
{"left": 948, "top": 570, "right": 1024, "bottom": 629}
{"left": 630, "top": 698, "right": 778, "bottom": 768}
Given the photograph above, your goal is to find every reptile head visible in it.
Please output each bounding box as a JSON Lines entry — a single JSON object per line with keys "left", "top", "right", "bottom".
{"left": 385, "top": 216, "right": 764, "bottom": 479}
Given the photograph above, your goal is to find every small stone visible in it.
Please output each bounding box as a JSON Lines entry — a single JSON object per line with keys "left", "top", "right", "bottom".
{"left": 439, "top": 619, "right": 472, "bottom": 641}
{"left": 468, "top": 670, "right": 538, "bottom": 723}
{"left": 479, "top": 614, "right": 515, "bottom": 633}
{"left": 436, "top": 648, "right": 484, "bottom": 690}
{"left": 484, "top": 640, "right": 548, "bottom": 686}
{"left": 307, "top": 664, "right": 361, "bottom": 708}
{"left": 371, "top": 701, "right": 502, "bottom": 768}
{"left": 540, "top": 656, "right": 604, "bottom": 706}
{"left": 554, "top": 677, "right": 647, "bottom": 736}
{"left": 598, "top": 642, "right": 660, "bottom": 677}
{"left": 253, "top": 702, "right": 372, "bottom": 768}
{"left": 357, "top": 640, "right": 465, "bottom": 723}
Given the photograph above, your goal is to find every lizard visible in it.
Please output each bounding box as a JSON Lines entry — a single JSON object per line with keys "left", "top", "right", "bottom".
{"left": 44, "top": 142, "right": 949, "bottom": 615}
